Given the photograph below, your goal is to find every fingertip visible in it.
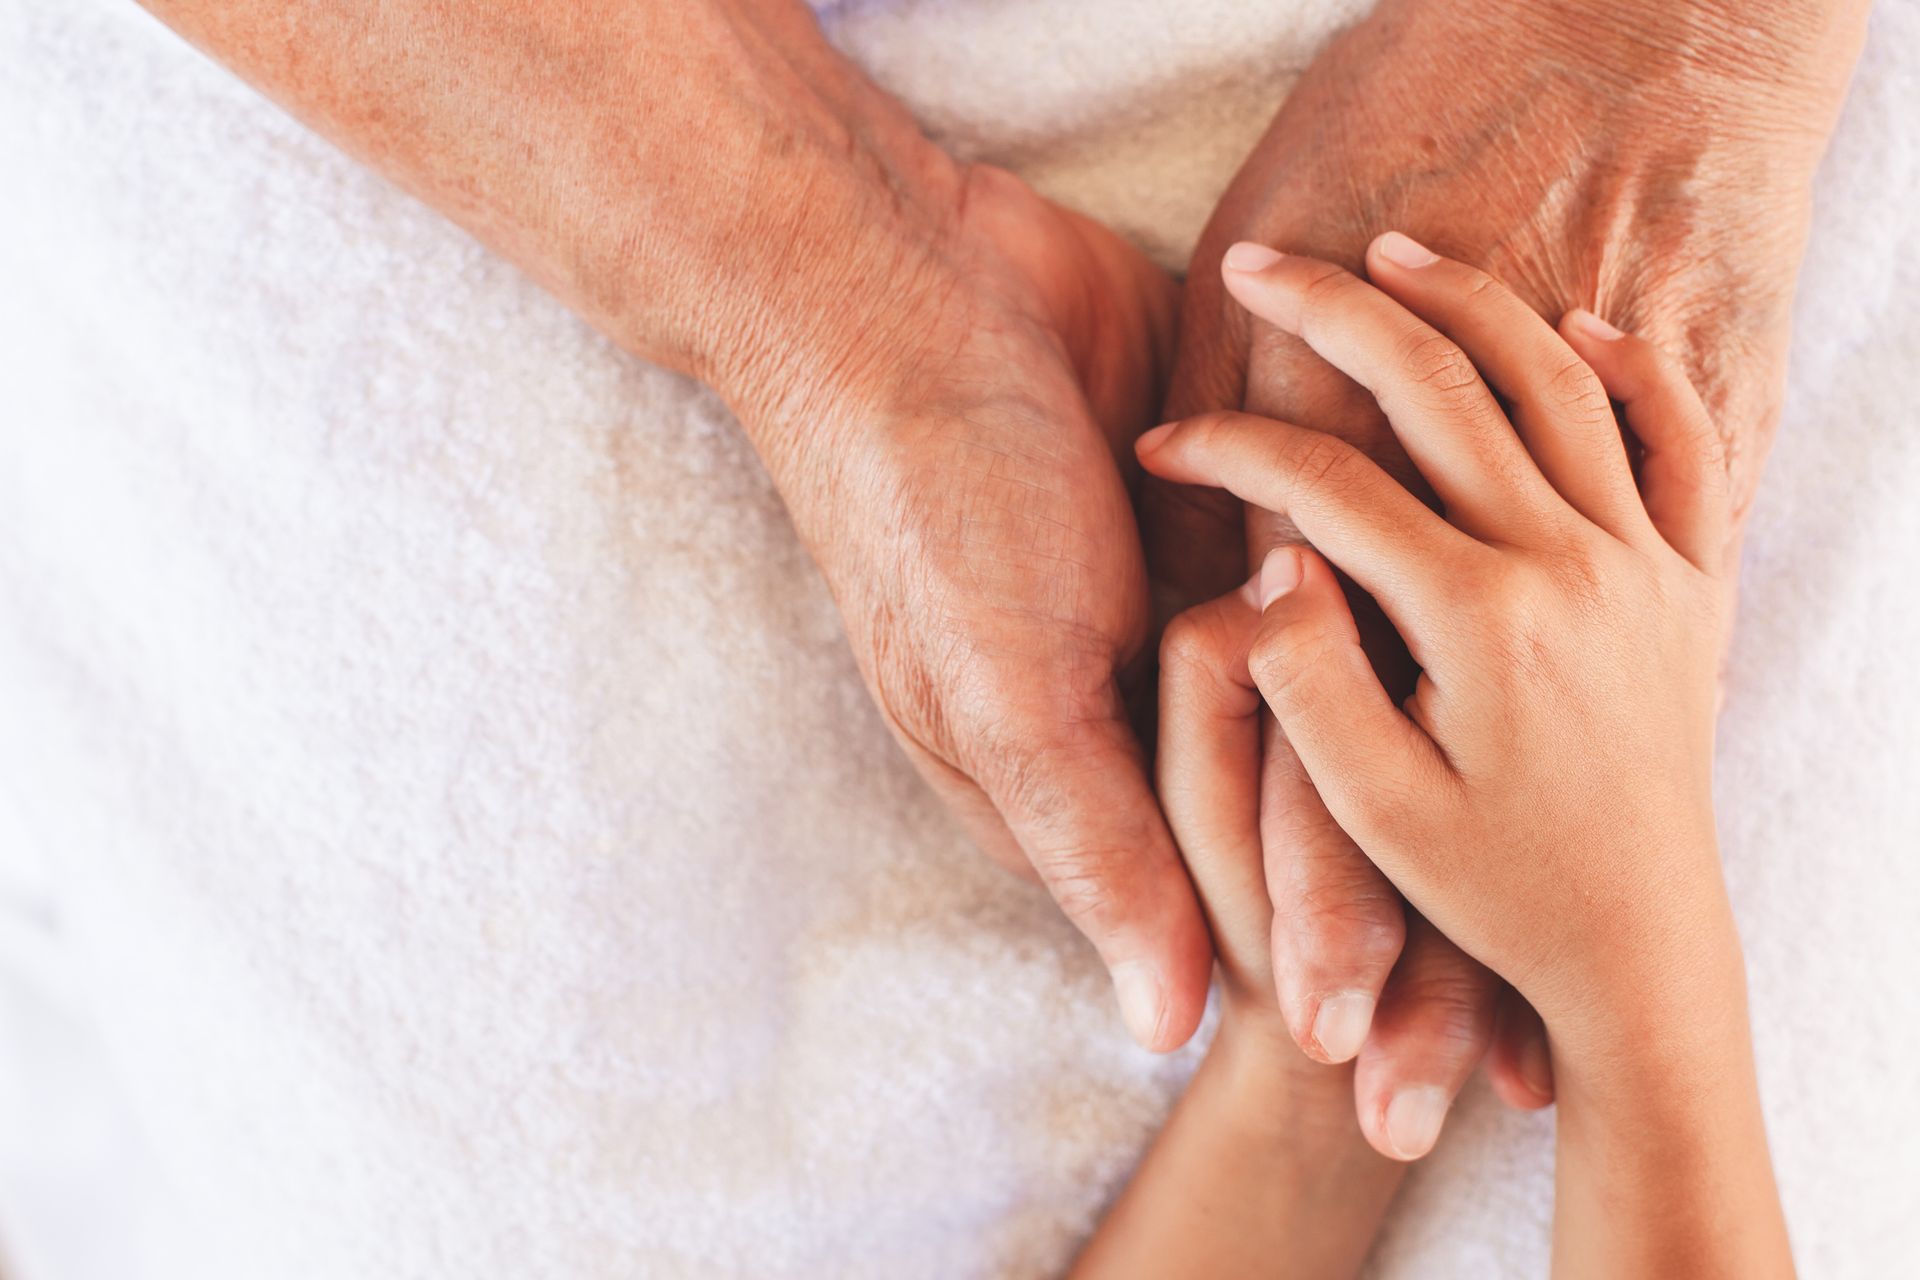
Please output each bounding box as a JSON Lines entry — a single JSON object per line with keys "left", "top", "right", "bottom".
{"left": 1120, "top": 936, "right": 1212, "bottom": 1053}
{"left": 995, "top": 718, "right": 1214, "bottom": 1054}
{"left": 1257, "top": 545, "right": 1305, "bottom": 609}
{"left": 1557, "top": 311, "right": 1728, "bottom": 568}
{"left": 1557, "top": 307, "right": 1653, "bottom": 404}
{"left": 1369, "top": 230, "right": 1441, "bottom": 271}
{"left": 1222, "top": 241, "right": 1284, "bottom": 275}
{"left": 1135, "top": 421, "right": 1177, "bottom": 455}
{"left": 1487, "top": 1051, "right": 1556, "bottom": 1111}
{"left": 1515, "top": 1020, "right": 1555, "bottom": 1104}
{"left": 1349, "top": 921, "right": 1492, "bottom": 1161}
{"left": 1562, "top": 307, "right": 1624, "bottom": 343}
{"left": 1107, "top": 898, "right": 1216, "bottom": 1053}
{"left": 1379, "top": 1084, "right": 1452, "bottom": 1161}
{"left": 1309, "top": 990, "right": 1378, "bottom": 1065}
{"left": 1487, "top": 993, "right": 1556, "bottom": 1110}
{"left": 1218, "top": 248, "right": 1310, "bottom": 332}
{"left": 1112, "top": 960, "right": 1172, "bottom": 1052}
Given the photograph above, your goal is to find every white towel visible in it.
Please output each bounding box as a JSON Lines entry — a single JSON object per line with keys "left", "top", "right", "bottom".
{"left": 0, "top": 1, "right": 1914, "bottom": 1276}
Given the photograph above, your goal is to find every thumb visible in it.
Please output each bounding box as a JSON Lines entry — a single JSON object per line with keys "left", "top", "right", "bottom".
{"left": 983, "top": 703, "right": 1215, "bottom": 1053}
{"left": 1247, "top": 546, "right": 1444, "bottom": 852}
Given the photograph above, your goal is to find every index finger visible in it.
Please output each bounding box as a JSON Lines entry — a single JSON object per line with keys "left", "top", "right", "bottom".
{"left": 1137, "top": 412, "right": 1485, "bottom": 654}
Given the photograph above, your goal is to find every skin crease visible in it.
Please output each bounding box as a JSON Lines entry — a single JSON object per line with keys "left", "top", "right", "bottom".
{"left": 136, "top": 0, "right": 1866, "bottom": 1161}
{"left": 1087, "top": 239, "right": 1786, "bottom": 1277}
{"left": 1146, "top": 0, "right": 1871, "bottom": 1144}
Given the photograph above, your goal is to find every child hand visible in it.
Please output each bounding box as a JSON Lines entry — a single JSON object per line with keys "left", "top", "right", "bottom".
{"left": 1154, "top": 561, "right": 1526, "bottom": 1163}
{"left": 1140, "top": 234, "right": 1738, "bottom": 1066}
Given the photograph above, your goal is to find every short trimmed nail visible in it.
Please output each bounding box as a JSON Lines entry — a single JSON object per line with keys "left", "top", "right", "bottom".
{"left": 1375, "top": 231, "right": 1440, "bottom": 269}
{"left": 1258, "top": 547, "right": 1303, "bottom": 609}
{"left": 1519, "top": 1030, "right": 1555, "bottom": 1100}
{"left": 1223, "top": 241, "right": 1283, "bottom": 273}
{"left": 1311, "top": 992, "right": 1376, "bottom": 1063}
{"left": 1135, "top": 422, "right": 1176, "bottom": 453}
{"left": 1112, "top": 962, "right": 1166, "bottom": 1051}
{"left": 1384, "top": 1086, "right": 1451, "bottom": 1160}
{"left": 1568, "top": 308, "right": 1623, "bottom": 340}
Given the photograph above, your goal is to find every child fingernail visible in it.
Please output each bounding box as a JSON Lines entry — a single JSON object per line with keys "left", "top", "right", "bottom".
{"left": 1258, "top": 547, "right": 1303, "bottom": 609}
{"left": 1112, "top": 962, "right": 1166, "bottom": 1050}
{"left": 1223, "top": 241, "right": 1284, "bottom": 273}
{"left": 1312, "top": 992, "right": 1376, "bottom": 1063}
{"left": 1375, "top": 231, "right": 1439, "bottom": 269}
{"left": 1135, "top": 422, "right": 1176, "bottom": 453}
{"left": 1568, "top": 308, "right": 1624, "bottom": 340}
{"left": 1385, "top": 1086, "right": 1451, "bottom": 1160}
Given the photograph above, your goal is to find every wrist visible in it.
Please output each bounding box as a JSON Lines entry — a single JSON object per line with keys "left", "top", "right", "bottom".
{"left": 592, "top": 0, "right": 962, "bottom": 437}
{"left": 1204, "top": 1014, "right": 1366, "bottom": 1151}
{"left": 701, "top": 181, "right": 954, "bottom": 440}
{"left": 1542, "top": 902, "right": 1752, "bottom": 1110}
{"left": 1546, "top": 928, "right": 1787, "bottom": 1276}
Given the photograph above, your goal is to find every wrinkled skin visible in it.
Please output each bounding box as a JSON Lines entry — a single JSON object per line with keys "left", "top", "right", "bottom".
{"left": 744, "top": 156, "right": 1219, "bottom": 1049}
{"left": 1149, "top": 0, "right": 1866, "bottom": 1120}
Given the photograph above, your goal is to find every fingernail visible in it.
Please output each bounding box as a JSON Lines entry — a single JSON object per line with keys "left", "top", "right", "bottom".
{"left": 1135, "top": 422, "right": 1176, "bottom": 453}
{"left": 1568, "top": 308, "right": 1623, "bottom": 340}
{"left": 1384, "top": 1086, "right": 1451, "bottom": 1160}
{"left": 1223, "top": 241, "right": 1284, "bottom": 273}
{"left": 1311, "top": 992, "right": 1376, "bottom": 1063}
{"left": 1112, "top": 962, "right": 1166, "bottom": 1051}
{"left": 1519, "top": 1030, "right": 1555, "bottom": 1100}
{"left": 1375, "top": 231, "right": 1440, "bottom": 269}
{"left": 1258, "top": 547, "right": 1303, "bottom": 609}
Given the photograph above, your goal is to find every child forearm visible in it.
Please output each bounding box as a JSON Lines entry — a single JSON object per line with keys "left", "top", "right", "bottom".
{"left": 1073, "top": 1021, "right": 1402, "bottom": 1280}
{"left": 1548, "top": 913, "right": 1791, "bottom": 1278}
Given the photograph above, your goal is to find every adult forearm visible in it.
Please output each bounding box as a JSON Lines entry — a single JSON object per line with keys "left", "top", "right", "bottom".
{"left": 135, "top": 0, "right": 951, "bottom": 430}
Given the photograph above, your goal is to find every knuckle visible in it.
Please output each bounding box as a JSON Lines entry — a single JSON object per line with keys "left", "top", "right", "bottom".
{"left": 1178, "top": 410, "right": 1252, "bottom": 461}
{"left": 1393, "top": 327, "right": 1481, "bottom": 397}
{"left": 1274, "top": 865, "right": 1406, "bottom": 970}
{"left": 1034, "top": 840, "right": 1146, "bottom": 933}
{"left": 1552, "top": 538, "right": 1612, "bottom": 608}
{"left": 1282, "top": 430, "right": 1362, "bottom": 496}
{"left": 1459, "top": 269, "right": 1503, "bottom": 304}
{"left": 1466, "top": 559, "right": 1556, "bottom": 669}
{"left": 1183, "top": 409, "right": 1234, "bottom": 442}
{"left": 1247, "top": 619, "right": 1326, "bottom": 708}
{"left": 1392, "top": 968, "right": 1496, "bottom": 1054}
{"left": 1463, "top": 555, "right": 1530, "bottom": 624}
{"left": 866, "top": 622, "right": 960, "bottom": 766}
{"left": 965, "top": 686, "right": 1114, "bottom": 808}
{"left": 1157, "top": 609, "right": 1214, "bottom": 675}
{"left": 1298, "top": 261, "right": 1366, "bottom": 323}
{"left": 1542, "top": 355, "right": 1613, "bottom": 423}
{"left": 1261, "top": 778, "right": 1353, "bottom": 851}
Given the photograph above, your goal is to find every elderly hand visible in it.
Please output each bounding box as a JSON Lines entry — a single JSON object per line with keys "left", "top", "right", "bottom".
{"left": 1148, "top": 0, "right": 1868, "bottom": 1149}
{"left": 143, "top": 0, "right": 1214, "bottom": 1047}
{"left": 720, "top": 154, "right": 1217, "bottom": 1050}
